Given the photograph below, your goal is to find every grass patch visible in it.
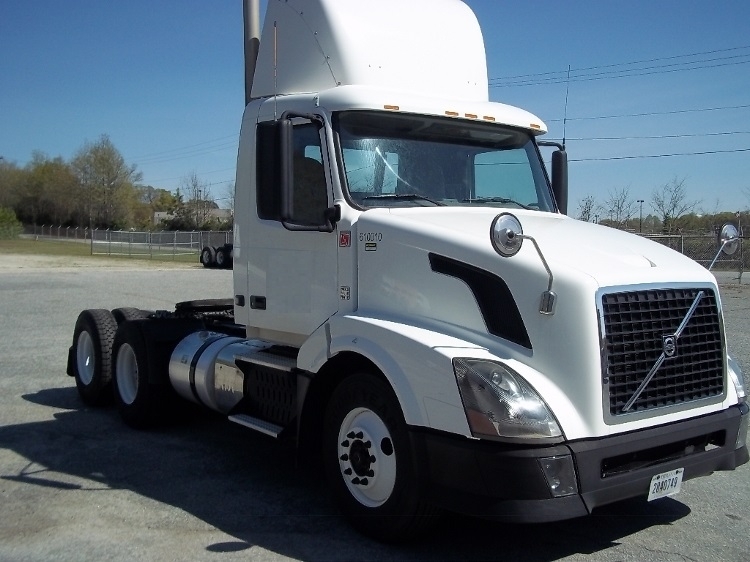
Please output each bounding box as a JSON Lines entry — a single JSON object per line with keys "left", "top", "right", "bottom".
{"left": 0, "top": 238, "right": 199, "bottom": 264}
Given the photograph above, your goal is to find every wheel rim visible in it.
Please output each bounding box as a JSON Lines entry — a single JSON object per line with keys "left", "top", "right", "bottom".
{"left": 337, "top": 407, "right": 397, "bottom": 508}
{"left": 202, "top": 250, "right": 210, "bottom": 263}
{"left": 116, "top": 343, "right": 139, "bottom": 405}
{"left": 76, "top": 331, "right": 96, "bottom": 385}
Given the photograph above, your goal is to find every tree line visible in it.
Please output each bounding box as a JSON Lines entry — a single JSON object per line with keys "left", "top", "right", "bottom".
{"left": 574, "top": 178, "right": 748, "bottom": 235}
{"left": 1, "top": 136, "right": 746, "bottom": 236}
{"left": 0, "top": 135, "right": 232, "bottom": 232}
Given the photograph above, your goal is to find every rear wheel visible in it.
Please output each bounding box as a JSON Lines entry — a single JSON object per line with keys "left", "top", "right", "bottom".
{"left": 200, "top": 246, "right": 216, "bottom": 268}
{"left": 71, "top": 309, "right": 118, "bottom": 406}
{"left": 111, "top": 307, "right": 152, "bottom": 325}
{"left": 215, "top": 246, "right": 231, "bottom": 268}
{"left": 112, "top": 321, "right": 162, "bottom": 429}
{"left": 323, "top": 373, "right": 438, "bottom": 541}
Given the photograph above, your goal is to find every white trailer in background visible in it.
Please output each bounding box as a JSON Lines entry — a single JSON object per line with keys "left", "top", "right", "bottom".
{"left": 68, "top": 0, "right": 747, "bottom": 541}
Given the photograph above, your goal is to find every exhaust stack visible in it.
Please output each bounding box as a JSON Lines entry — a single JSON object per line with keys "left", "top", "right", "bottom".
{"left": 243, "top": 0, "right": 260, "bottom": 105}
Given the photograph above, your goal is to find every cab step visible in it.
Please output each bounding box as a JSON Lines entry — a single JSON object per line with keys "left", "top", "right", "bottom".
{"left": 228, "top": 413, "right": 284, "bottom": 438}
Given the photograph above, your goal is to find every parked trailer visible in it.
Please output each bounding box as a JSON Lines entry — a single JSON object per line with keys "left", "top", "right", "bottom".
{"left": 200, "top": 244, "right": 233, "bottom": 269}
{"left": 67, "top": 0, "right": 747, "bottom": 542}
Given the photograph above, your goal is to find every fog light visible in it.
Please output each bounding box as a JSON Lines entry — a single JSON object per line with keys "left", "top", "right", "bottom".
{"left": 539, "top": 455, "right": 578, "bottom": 497}
{"left": 736, "top": 403, "right": 749, "bottom": 450}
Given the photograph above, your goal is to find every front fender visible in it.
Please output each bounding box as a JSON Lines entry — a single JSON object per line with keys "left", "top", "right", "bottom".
{"left": 299, "top": 313, "right": 485, "bottom": 435}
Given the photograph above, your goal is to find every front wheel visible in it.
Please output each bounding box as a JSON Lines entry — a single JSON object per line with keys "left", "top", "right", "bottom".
{"left": 323, "top": 373, "right": 438, "bottom": 541}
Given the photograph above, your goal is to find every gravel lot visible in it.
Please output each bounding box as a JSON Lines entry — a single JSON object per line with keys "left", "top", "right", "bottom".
{"left": 0, "top": 257, "right": 748, "bottom": 561}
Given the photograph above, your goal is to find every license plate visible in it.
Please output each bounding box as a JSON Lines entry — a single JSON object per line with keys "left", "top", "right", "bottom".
{"left": 647, "top": 468, "right": 684, "bottom": 501}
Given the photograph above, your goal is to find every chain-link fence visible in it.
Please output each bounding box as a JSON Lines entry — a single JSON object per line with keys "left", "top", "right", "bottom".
{"left": 644, "top": 234, "right": 745, "bottom": 283}
{"left": 90, "top": 230, "right": 232, "bottom": 259}
{"left": 23, "top": 225, "right": 231, "bottom": 260}
{"left": 21, "top": 224, "right": 746, "bottom": 282}
{"left": 24, "top": 224, "right": 90, "bottom": 240}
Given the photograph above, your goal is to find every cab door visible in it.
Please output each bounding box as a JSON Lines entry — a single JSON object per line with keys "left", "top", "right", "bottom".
{"left": 245, "top": 109, "right": 339, "bottom": 343}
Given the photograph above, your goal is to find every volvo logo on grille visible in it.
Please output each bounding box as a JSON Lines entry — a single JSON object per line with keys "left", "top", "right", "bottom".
{"left": 622, "top": 290, "right": 704, "bottom": 413}
{"left": 663, "top": 335, "right": 677, "bottom": 358}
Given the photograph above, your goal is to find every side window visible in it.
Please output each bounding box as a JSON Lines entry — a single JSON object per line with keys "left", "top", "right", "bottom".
{"left": 256, "top": 121, "right": 328, "bottom": 224}
{"left": 292, "top": 126, "right": 327, "bottom": 225}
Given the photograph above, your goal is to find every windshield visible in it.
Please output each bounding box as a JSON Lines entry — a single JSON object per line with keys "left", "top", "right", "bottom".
{"left": 335, "top": 111, "right": 554, "bottom": 211}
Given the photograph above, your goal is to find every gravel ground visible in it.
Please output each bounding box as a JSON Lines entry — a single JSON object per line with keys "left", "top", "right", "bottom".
{"left": 0, "top": 257, "right": 748, "bottom": 561}
{"left": 3, "top": 253, "right": 198, "bottom": 272}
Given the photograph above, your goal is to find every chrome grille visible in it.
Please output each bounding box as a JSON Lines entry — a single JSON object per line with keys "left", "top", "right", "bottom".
{"left": 601, "top": 288, "right": 724, "bottom": 416}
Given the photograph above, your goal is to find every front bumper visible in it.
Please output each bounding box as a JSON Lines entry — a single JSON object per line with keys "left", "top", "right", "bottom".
{"left": 413, "top": 404, "right": 749, "bottom": 522}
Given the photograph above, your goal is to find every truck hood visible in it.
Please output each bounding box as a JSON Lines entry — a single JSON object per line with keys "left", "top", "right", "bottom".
{"left": 377, "top": 207, "right": 715, "bottom": 288}
{"left": 353, "top": 207, "right": 725, "bottom": 440}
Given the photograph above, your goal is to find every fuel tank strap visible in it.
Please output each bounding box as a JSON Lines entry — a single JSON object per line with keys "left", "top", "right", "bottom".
{"left": 188, "top": 335, "right": 230, "bottom": 406}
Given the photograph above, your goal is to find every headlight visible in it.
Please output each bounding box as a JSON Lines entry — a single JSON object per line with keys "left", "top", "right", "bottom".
{"left": 453, "top": 358, "right": 562, "bottom": 440}
{"left": 728, "top": 355, "right": 747, "bottom": 403}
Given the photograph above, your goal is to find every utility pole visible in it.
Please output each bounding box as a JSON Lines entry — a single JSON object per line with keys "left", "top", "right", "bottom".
{"left": 197, "top": 189, "right": 202, "bottom": 228}
{"left": 638, "top": 199, "right": 644, "bottom": 233}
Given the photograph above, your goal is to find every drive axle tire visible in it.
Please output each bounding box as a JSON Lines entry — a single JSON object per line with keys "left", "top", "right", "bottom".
{"left": 215, "top": 245, "right": 231, "bottom": 269}
{"left": 71, "top": 309, "right": 118, "bottom": 406}
{"left": 111, "top": 307, "right": 152, "bottom": 325}
{"left": 112, "top": 321, "right": 163, "bottom": 429}
{"left": 200, "top": 246, "right": 216, "bottom": 268}
{"left": 323, "top": 373, "right": 438, "bottom": 542}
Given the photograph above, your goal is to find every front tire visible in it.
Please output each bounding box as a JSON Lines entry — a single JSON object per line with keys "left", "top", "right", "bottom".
{"left": 71, "top": 309, "right": 118, "bottom": 406}
{"left": 323, "top": 373, "right": 438, "bottom": 541}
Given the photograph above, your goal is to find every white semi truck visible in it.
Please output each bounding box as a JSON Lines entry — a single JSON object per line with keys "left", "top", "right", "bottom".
{"left": 67, "top": 0, "right": 748, "bottom": 541}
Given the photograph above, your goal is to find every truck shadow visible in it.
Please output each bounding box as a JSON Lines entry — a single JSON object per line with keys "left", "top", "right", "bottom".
{"left": 2, "top": 387, "right": 690, "bottom": 561}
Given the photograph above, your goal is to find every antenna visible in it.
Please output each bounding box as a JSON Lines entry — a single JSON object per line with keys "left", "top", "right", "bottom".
{"left": 562, "top": 65, "right": 570, "bottom": 149}
{"left": 273, "top": 20, "right": 278, "bottom": 119}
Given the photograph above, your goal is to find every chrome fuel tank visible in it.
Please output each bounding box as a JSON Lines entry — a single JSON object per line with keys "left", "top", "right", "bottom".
{"left": 169, "top": 331, "right": 271, "bottom": 413}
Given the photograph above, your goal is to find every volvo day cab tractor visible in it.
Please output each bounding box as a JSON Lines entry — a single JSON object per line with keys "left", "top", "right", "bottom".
{"left": 67, "top": 0, "right": 748, "bottom": 541}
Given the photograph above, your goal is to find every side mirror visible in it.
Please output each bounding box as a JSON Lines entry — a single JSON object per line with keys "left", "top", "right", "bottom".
{"left": 719, "top": 223, "right": 740, "bottom": 256}
{"left": 538, "top": 141, "right": 568, "bottom": 215}
{"left": 275, "top": 112, "right": 338, "bottom": 233}
{"left": 551, "top": 149, "right": 568, "bottom": 215}
{"left": 708, "top": 223, "right": 740, "bottom": 270}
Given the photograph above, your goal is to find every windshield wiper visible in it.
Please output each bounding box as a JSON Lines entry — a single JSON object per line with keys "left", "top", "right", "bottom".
{"left": 363, "top": 193, "right": 444, "bottom": 206}
{"left": 462, "top": 197, "right": 532, "bottom": 210}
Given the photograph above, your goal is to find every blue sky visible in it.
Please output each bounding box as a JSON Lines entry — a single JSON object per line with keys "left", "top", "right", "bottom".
{"left": 1, "top": 0, "right": 749, "bottom": 214}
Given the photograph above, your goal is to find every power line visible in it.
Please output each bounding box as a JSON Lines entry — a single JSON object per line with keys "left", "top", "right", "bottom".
{"left": 490, "top": 45, "right": 750, "bottom": 87}
{"left": 128, "top": 134, "right": 238, "bottom": 161}
{"left": 546, "top": 103, "right": 750, "bottom": 122}
{"left": 489, "top": 44, "right": 750, "bottom": 81}
{"left": 146, "top": 167, "right": 236, "bottom": 184}
{"left": 134, "top": 141, "right": 237, "bottom": 165}
{"left": 570, "top": 147, "right": 750, "bottom": 162}
{"left": 492, "top": 58, "right": 750, "bottom": 87}
{"left": 549, "top": 131, "right": 750, "bottom": 142}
